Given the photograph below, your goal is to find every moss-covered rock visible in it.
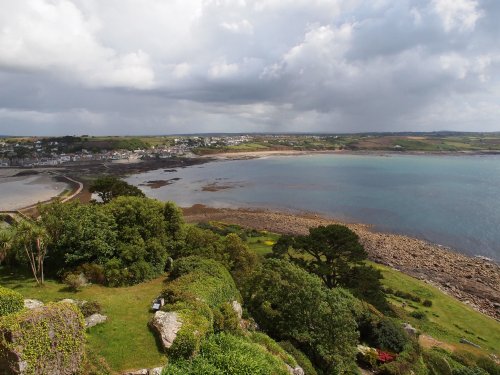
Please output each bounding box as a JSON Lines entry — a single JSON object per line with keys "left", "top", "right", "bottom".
{"left": 0, "top": 302, "right": 85, "bottom": 375}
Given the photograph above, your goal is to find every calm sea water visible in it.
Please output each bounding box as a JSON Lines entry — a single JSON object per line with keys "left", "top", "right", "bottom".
{"left": 125, "top": 154, "right": 500, "bottom": 260}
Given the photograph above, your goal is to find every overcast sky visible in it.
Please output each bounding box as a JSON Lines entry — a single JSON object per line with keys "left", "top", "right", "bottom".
{"left": 0, "top": 0, "right": 499, "bottom": 135}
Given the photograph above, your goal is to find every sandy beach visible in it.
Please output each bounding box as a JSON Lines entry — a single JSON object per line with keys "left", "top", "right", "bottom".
{"left": 183, "top": 204, "right": 500, "bottom": 320}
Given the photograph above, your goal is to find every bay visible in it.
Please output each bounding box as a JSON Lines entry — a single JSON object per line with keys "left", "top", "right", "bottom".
{"left": 125, "top": 154, "right": 500, "bottom": 260}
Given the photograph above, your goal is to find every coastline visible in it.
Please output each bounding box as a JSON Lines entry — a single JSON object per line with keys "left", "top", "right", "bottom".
{"left": 182, "top": 204, "right": 500, "bottom": 321}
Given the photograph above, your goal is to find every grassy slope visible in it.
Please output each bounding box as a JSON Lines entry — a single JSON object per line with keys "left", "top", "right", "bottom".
{"left": 0, "top": 268, "right": 165, "bottom": 373}
{"left": 244, "top": 234, "right": 500, "bottom": 357}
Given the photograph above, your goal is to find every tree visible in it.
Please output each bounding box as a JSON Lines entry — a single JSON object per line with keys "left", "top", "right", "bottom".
{"left": 223, "top": 233, "right": 258, "bottom": 284}
{"left": 245, "top": 259, "right": 359, "bottom": 374}
{"left": 272, "top": 224, "right": 388, "bottom": 311}
{"left": 272, "top": 224, "right": 366, "bottom": 288}
{"left": 14, "top": 220, "right": 50, "bottom": 285}
{"left": 89, "top": 176, "right": 145, "bottom": 203}
{"left": 0, "top": 228, "right": 13, "bottom": 265}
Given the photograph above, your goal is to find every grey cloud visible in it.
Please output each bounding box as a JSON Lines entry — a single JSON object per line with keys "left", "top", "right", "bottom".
{"left": 0, "top": 0, "right": 499, "bottom": 135}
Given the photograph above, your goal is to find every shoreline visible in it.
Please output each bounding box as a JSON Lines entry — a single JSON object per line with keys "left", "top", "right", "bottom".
{"left": 199, "top": 149, "right": 500, "bottom": 160}
{"left": 182, "top": 204, "right": 500, "bottom": 321}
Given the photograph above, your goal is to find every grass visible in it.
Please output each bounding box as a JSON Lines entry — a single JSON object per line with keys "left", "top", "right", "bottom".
{"left": 373, "top": 263, "right": 500, "bottom": 355}
{"left": 0, "top": 267, "right": 165, "bottom": 373}
{"left": 246, "top": 232, "right": 279, "bottom": 257}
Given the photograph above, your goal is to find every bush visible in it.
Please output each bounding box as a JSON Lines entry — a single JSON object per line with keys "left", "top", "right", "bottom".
{"left": 423, "top": 299, "right": 433, "bottom": 307}
{"left": 78, "top": 263, "right": 106, "bottom": 284}
{"left": 410, "top": 311, "right": 426, "bottom": 320}
{"left": 248, "top": 332, "right": 297, "bottom": 368}
{"left": 213, "top": 302, "right": 240, "bottom": 333}
{"left": 64, "top": 272, "right": 88, "bottom": 291}
{"left": 0, "top": 286, "right": 24, "bottom": 317}
{"left": 425, "top": 350, "right": 452, "bottom": 375}
{"left": 374, "top": 318, "right": 410, "bottom": 353}
{"left": 379, "top": 341, "right": 427, "bottom": 375}
{"left": 394, "top": 290, "right": 421, "bottom": 303}
{"left": 79, "top": 301, "right": 102, "bottom": 318}
{"left": 162, "top": 333, "right": 291, "bottom": 375}
{"left": 452, "top": 367, "right": 489, "bottom": 375}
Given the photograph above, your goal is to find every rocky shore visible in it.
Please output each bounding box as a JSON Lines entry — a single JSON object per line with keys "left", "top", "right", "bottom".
{"left": 183, "top": 205, "right": 500, "bottom": 320}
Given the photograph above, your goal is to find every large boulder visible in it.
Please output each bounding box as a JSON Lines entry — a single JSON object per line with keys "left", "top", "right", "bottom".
{"left": 0, "top": 302, "right": 85, "bottom": 374}
{"left": 231, "top": 300, "right": 243, "bottom": 319}
{"left": 149, "top": 311, "right": 182, "bottom": 351}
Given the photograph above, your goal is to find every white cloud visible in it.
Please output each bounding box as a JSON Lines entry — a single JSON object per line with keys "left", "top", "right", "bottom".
{"left": 432, "top": 0, "right": 484, "bottom": 32}
{"left": 0, "top": 0, "right": 154, "bottom": 89}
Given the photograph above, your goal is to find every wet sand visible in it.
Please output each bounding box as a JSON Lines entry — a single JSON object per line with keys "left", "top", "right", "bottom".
{"left": 183, "top": 205, "right": 500, "bottom": 320}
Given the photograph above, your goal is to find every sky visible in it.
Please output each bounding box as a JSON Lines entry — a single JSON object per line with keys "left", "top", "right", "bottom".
{"left": 0, "top": 0, "right": 499, "bottom": 135}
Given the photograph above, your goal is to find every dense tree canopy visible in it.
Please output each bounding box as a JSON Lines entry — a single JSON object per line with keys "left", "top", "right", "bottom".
{"left": 272, "top": 224, "right": 388, "bottom": 311}
{"left": 245, "top": 259, "right": 359, "bottom": 374}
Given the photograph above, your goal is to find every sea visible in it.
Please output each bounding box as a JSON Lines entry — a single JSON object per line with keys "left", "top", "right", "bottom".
{"left": 126, "top": 153, "right": 500, "bottom": 261}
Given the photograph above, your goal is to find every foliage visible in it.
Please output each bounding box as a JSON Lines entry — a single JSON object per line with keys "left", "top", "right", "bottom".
{"left": 213, "top": 302, "right": 240, "bottom": 334}
{"left": 63, "top": 272, "right": 88, "bottom": 291}
{"left": 0, "top": 302, "right": 85, "bottom": 375}
{"left": 373, "top": 317, "right": 410, "bottom": 353}
{"left": 279, "top": 341, "right": 319, "bottom": 375}
{"left": 39, "top": 200, "right": 118, "bottom": 276}
{"left": 272, "top": 225, "right": 366, "bottom": 288}
{"left": 249, "top": 332, "right": 297, "bottom": 367}
{"left": 425, "top": 350, "right": 452, "bottom": 375}
{"left": 223, "top": 233, "right": 258, "bottom": 285}
{"left": 81, "top": 346, "right": 112, "bottom": 375}
{"left": 272, "top": 224, "right": 388, "bottom": 311}
{"left": 164, "top": 256, "right": 241, "bottom": 309}
{"left": 0, "top": 286, "right": 24, "bottom": 317}
{"left": 161, "top": 257, "right": 241, "bottom": 358}
{"left": 378, "top": 341, "right": 428, "bottom": 375}
{"left": 79, "top": 300, "right": 102, "bottom": 318}
{"left": 11, "top": 219, "right": 50, "bottom": 285}
{"left": 410, "top": 311, "right": 427, "bottom": 320}
{"left": 452, "top": 367, "right": 489, "bottom": 375}
{"left": 89, "top": 176, "right": 145, "bottom": 203}
{"left": 245, "top": 259, "right": 359, "bottom": 374}
{"left": 162, "top": 333, "right": 291, "bottom": 375}
{"left": 423, "top": 299, "right": 433, "bottom": 307}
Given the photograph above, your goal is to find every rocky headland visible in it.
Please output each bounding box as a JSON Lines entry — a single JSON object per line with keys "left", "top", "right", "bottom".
{"left": 183, "top": 205, "right": 500, "bottom": 320}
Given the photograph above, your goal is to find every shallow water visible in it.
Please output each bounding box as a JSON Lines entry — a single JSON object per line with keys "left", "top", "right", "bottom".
{"left": 126, "top": 154, "right": 500, "bottom": 260}
{"left": 0, "top": 174, "right": 69, "bottom": 210}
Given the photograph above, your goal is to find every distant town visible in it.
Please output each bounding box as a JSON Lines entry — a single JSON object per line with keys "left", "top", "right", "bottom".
{"left": 2, "top": 132, "right": 500, "bottom": 167}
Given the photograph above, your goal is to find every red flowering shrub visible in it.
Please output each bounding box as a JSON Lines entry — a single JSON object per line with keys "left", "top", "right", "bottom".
{"left": 377, "top": 349, "right": 396, "bottom": 363}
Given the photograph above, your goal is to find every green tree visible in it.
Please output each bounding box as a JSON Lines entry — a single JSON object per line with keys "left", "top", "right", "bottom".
{"left": 272, "top": 224, "right": 388, "bottom": 310}
{"left": 246, "top": 259, "right": 359, "bottom": 374}
{"left": 273, "top": 225, "right": 366, "bottom": 288}
{"left": 13, "top": 220, "right": 50, "bottom": 285}
{"left": 223, "top": 233, "right": 258, "bottom": 284}
{"left": 89, "top": 176, "right": 145, "bottom": 203}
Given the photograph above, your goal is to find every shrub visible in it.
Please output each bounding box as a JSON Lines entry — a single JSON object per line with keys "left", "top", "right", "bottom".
{"left": 0, "top": 286, "right": 24, "bottom": 317}
{"left": 163, "top": 333, "right": 291, "bottom": 375}
{"left": 452, "top": 367, "right": 489, "bottom": 375}
{"left": 410, "top": 311, "right": 426, "bottom": 320}
{"left": 79, "top": 301, "right": 102, "bottom": 318}
{"left": 423, "top": 299, "right": 433, "bottom": 307}
{"left": 248, "top": 332, "right": 297, "bottom": 368}
{"left": 379, "top": 341, "right": 427, "bottom": 375}
{"left": 476, "top": 356, "right": 500, "bottom": 375}
{"left": 373, "top": 318, "right": 410, "bottom": 353}
{"left": 213, "top": 302, "right": 240, "bottom": 333}
{"left": 425, "top": 350, "right": 452, "bottom": 375}
{"left": 64, "top": 272, "right": 88, "bottom": 291}
{"left": 78, "top": 263, "right": 106, "bottom": 284}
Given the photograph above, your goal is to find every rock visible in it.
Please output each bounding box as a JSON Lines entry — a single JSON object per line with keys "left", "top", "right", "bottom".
{"left": 148, "top": 367, "right": 164, "bottom": 375}
{"left": 149, "top": 311, "right": 182, "bottom": 351}
{"left": 124, "top": 370, "right": 148, "bottom": 375}
{"left": 231, "top": 300, "right": 243, "bottom": 319}
{"left": 60, "top": 298, "right": 76, "bottom": 304}
{"left": 0, "top": 303, "right": 85, "bottom": 374}
{"left": 85, "top": 313, "right": 107, "bottom": 328}
{"left": 286, "top": 364, "right": 305, "bottom": 375}
{"left": 459, "top": 338, "right": 481, "bottom": 348}
{"left": 23, "top": 299, "right": 44, "bottom": 309}
{"left": 402, "top": 322, "right": 418, "bottom": 336}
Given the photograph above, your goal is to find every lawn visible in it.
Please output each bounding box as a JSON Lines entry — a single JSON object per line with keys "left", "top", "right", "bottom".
{"left": 0, "top": 267, "right": 166, "bottom": 373}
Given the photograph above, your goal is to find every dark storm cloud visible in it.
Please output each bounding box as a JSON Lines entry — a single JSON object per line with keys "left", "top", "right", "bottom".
{"left": 0, "top": 0, "right": 499, "bottom": 135}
